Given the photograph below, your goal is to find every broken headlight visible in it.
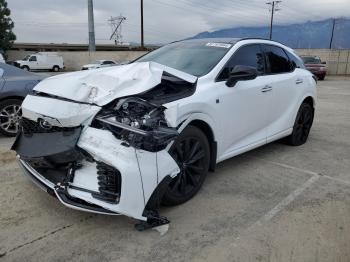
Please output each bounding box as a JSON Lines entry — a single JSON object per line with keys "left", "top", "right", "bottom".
{"left": 93, "top": 97, "right": 178, "bottom": 152}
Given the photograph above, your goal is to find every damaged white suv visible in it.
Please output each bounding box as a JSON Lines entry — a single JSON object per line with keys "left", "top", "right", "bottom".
{"left": 13, "top": 38, "right": 316, "bottom": 230}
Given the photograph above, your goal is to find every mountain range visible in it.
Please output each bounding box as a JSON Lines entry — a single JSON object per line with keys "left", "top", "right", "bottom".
{"left": 189, "top": 18, "right": 350, "bottom": 49}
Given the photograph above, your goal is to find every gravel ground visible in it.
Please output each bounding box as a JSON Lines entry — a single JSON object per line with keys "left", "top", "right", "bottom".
{"left": 0, "top": 77, "right": 349, "bottom": 262}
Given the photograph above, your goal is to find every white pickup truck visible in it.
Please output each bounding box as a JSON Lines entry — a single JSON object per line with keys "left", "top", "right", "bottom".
{"left": 15, "top": 52, "right": 64, "bottom": 72}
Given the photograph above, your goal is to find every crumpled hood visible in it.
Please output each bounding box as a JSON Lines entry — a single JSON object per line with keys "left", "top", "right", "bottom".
{"left": 33, "top": 62, "right": 197, "bottom": 106}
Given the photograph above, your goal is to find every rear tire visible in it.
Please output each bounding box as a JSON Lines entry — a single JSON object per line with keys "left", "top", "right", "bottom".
{"left": 285, "top": 103, "right": 314, "bottom": 146}
{"left": 52, "top": 65, "right": 60, "bottom": 72}
{"left": 0, "top": 99, "right": 22, "bottom": 137}
{"left": 162, "top": 125, "right": 210, "bottom": 206}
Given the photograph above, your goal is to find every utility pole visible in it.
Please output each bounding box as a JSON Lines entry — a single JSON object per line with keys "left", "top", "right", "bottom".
{"left": 329, "top": 18, "right": 336, "bottom": 49}
{"left": 266, "top": 1, "right": 281, "bottom": 40}
{"left": 140, "top": 0, "right": 144, "bottom": 49}
{"left": 88, "top": 0, "right": 96, "bottom": 52}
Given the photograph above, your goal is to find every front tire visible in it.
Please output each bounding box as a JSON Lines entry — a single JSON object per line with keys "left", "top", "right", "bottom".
{"left": 0, "top": 99, "right": 22, "bottom": 137}
{"left": 21, "top": 66, "right": 29, "bottom": 71}
{"left": 162, "top": 125, "right": 210, "bottom": 206}
{"left": 285, "top": 103, "right": 314, "bottom": 146}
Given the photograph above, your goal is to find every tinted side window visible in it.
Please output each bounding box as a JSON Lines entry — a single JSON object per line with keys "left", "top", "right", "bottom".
{"left": 29, "top": 56, "right": 37, "bottom": 62}
{"left": 103, "top": 61, "right": 114, "bottom": 65}
{"left": 264, "top": 45, "right": 291, "bottom": 74}
{"left": 286, "top": 51, "right": 305, "bottom": 70}
{"left": 217, "top": 44, "right": 265, "bottom": 81}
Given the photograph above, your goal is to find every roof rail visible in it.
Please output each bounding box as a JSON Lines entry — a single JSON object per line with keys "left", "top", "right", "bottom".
{"left": 238, "top": 37, "right": 286, "bottom": 46}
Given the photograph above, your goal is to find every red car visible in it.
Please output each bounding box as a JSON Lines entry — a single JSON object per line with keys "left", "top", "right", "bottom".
{"left": 301, "top": 56, "right": 327, "bottom": 80}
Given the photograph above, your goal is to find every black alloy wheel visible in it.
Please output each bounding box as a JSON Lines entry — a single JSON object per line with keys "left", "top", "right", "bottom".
{"left": 162, "top": 125, "right": 210, "bottom": 206}
{"left": 285, "top": 103, "right": 314, "bottom": 146}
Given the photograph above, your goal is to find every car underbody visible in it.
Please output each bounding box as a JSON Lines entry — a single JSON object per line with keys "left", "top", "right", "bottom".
{"left": 12, "top": 62, "right": 198, "bottom": 229}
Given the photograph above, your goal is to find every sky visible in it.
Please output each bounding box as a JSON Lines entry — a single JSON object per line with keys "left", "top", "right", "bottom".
{"left": 7, "top": 0, "right": 350, "bottom": 45}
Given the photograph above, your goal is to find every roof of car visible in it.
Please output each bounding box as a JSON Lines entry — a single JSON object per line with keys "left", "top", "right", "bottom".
{"left": 177, "top": 37, "right": 286, "bottom": 46}
{"left": 179, "top": 38, "right": 241, "bottom": 44}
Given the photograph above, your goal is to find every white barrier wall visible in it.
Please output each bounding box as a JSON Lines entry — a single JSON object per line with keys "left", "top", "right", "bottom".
{"left": 7, "top": 50, "right": 148, "bottom": 71}
{"left": 296, "top": 49, "right": 350, "bottom": 75}
{"left": 6, "top": 49, "right": 350, "bottom": 75}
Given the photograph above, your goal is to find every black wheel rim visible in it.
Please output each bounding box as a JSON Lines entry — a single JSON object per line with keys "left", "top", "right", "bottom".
{"left": 169, "top": 137, "right": 206, "bottom": 196}
{"left": 295, "top": 107, "right": 312, "bottom": 143}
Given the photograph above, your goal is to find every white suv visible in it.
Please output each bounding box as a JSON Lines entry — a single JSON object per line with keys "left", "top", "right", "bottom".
{"left": 13, "top": 38, "right": 316, "bottom": 230}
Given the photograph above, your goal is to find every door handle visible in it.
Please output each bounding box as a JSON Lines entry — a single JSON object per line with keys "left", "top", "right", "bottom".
{"left": 261, "top": 85, "right": 272, "bottom": 93}
{"left": 296, "top": 79, "right": 303, "bottom": 84}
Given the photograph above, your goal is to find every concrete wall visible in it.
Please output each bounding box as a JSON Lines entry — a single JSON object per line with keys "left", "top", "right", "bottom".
{"left": 6, "top": 49, "right": 350, "bottom": 75}
{"left": 6, "top": 50, "right": 148, "bottom": 71}
{"left": 295, "top": 49, "right": 350, "bottom": 75}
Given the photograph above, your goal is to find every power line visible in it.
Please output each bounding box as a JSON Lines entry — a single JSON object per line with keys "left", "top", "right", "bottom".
{"left": 108, "top": 15, "right": 126, "bottom": 45}
{"left": 266, "top": 1, "right": 282, "bottom": 40}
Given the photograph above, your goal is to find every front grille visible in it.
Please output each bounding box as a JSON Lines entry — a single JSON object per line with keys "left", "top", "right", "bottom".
{"left": 92, "top": 162, "right": 121, "bottom": 204}
{"left": 20, "top": 118, "right": 76, "bottom": 135}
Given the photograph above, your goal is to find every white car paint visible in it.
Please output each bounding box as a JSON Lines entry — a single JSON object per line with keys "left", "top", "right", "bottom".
{"left": 81, "top": 60, "right": 117, "bottom": 70}
{"left": 33, "top": 62, "right": 197, "bottom": 106}
{"left": 16, "top": 39, "right": 316, "bottom": 222}
{"left": 0, "top": 54, "right": 5, "bottom": 63}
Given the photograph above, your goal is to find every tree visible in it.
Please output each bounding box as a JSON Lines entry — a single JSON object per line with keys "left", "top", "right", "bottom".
{"left": 0, "top": 0, "right": 16, "bottom": 53}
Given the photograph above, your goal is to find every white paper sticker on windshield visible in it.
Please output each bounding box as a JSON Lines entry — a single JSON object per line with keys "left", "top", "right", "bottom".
{"left": 206, "top": 43, "right": 232, "bottom": 48}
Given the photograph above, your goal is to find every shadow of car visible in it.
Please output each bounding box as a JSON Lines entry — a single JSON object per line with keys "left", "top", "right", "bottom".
{"left": 0, "top": 62, "right": 46, "bottom": 136}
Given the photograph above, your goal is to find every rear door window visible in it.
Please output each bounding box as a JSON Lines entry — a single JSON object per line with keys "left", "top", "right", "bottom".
{"left": 263, "top": 45, "right": 292, "bottom": 74}
{"left": 286, "top": 51, "right": 305, "bottom": 70}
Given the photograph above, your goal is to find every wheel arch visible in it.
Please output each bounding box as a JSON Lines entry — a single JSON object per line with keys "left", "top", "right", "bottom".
{"left": 0, "top": 96, "right": 24, "bottom": 104}
{"left": 302, "top": 96, "right": 315, "bottom": 109}
{"left": 182, "top": 118, "right": 217, "bottom": 172}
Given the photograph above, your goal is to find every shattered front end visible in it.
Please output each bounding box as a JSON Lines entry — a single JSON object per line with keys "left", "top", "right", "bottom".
{"left": 13, "top": 96, "right": 180, "bottom": 222}
{"left": 12, "top": 62, "right": 197, "bottom": 227}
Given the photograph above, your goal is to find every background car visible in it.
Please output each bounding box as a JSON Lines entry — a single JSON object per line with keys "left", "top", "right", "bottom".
{"left": 0, "top": 53, "right": 5, "bottom": 63}
{"left": 301, "top": 55, "right": 327, "bottom": 80}
{"left": 81, "top": 59, "right": 118, "bottom": 70}
{"left": 14, "top": 52, "right": 64, "bottom": 72}
{"left": 0, "top": 62, "right": 45, "bottom": 136}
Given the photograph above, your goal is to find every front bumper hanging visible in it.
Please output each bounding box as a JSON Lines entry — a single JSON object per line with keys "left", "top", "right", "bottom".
{"left": 14, "top": 124, "right": 180, "bottom": 222}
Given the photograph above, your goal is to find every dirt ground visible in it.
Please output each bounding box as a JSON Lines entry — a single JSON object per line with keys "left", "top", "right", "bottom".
{"left": 0, "top": 77, "right": 350, "bottom": 262}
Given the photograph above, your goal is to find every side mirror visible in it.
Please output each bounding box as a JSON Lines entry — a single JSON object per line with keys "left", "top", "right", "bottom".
{"left": 226, "top": 65, "right": 258, "bottom": 87}
{"left": 321, "top": 61, "right": 327, "bottom": 65}
{"left": 0, "top": 68, "right": 4, "bottom": 78}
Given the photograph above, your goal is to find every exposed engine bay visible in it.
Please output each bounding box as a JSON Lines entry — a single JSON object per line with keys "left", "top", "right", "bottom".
{"left": 94, "top": 97, "right": 178, "bottom": 152}
{"left": 92, "top": 73, "right": 196, "bottom": 152}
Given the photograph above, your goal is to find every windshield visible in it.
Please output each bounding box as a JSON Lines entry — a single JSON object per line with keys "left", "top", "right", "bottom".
{"left": 302, "top": 56, "right": 321, "bottom": 64}
{"left": 137, "top": 41, "right": 232, "bottom": 76}
{"left": 23, "top": 55, "right": 30, "bottom": 61}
